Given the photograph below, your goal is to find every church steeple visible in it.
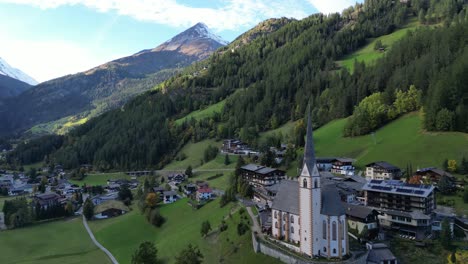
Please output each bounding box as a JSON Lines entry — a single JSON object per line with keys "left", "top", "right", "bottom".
{"left": 303, "top": 106, "right": 317, "bottom": 175}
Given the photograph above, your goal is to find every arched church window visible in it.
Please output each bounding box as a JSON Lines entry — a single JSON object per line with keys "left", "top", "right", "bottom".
{"left": 275, "top": 222, "right": 278, "bottom": 228}
{"left": 314, "top": 179, "right": 318, "bottom": 188}
{"left": 291, "top": 226, "right": 294, "bottom": 233}
{"left": 283, "top": 214, "right": 287, "bottom": 221}
{"left": 274, "top": 211, "right": 277, "bottom": 219}
{"left": 323, "top": 247, "right": 327, "bottom": 252}
{"left": 290, "top": 215, "right": 294, "bottom": 223}
{"left": 303, "top": 178, "right": 307, "bottom": 188}
{"left": 322, "top": 220, "right": 327, "bottom": 239}
{"left": 333, "top": 248, "right": 336, "bottom": 254}
{"left": 332, "top": 221, "right": 337, "bottom": 241}
{"left": 341, "top": 220, "right": 345, "bottom": 239}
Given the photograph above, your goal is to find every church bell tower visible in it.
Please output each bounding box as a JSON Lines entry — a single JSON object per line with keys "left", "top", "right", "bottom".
{"left": 299, "top": 107, "right": 321, "bottom": 257}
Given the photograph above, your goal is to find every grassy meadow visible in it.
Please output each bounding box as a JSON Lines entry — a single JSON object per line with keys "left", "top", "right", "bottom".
{"left": 175, "top": 100, "right": 225, "bottom": 125}
{"left": 0, "top": 218, "right": 110, "bottom": 264}
{"left": 313, "top": 112, "right": 468, "bottom": 170}
{"left": 89, "top": 198, "right": 281, "bottom": 264}
{"left": 163, "top": 139, "right": 220, "bottom": 170}
{"left": 337, "top": 20, "right": 420, "bottom": 72}
{"left": 68, "top": 172, "right": 132, "bottom": 186}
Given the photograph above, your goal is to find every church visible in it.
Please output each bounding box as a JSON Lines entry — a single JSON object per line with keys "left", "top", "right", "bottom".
{"left": 271, "top": 112, "right": 349, "bottom": 259}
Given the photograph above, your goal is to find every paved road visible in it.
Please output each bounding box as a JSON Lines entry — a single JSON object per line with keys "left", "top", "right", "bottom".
{"left": 82, "top": 216, "right": 119, "bottom": 264}
{"left": 246, "top": 206, "right": 263, "bottom": 238}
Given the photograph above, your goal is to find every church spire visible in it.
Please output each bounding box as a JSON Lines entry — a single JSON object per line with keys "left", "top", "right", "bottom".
{"left": 303, "top": 105, "right": 316, "bottom": 174}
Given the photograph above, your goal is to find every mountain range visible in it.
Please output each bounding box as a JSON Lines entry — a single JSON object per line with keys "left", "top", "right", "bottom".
{"left": 0, "top": 22, "right": 227, "bottom": 136}
{"left": 0, "top": 57, "right": 37, "bottom": 99}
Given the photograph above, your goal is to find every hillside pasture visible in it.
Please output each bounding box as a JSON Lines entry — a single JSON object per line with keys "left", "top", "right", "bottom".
{"left": 0, "top": 218, "right": 110, "bottom": 264}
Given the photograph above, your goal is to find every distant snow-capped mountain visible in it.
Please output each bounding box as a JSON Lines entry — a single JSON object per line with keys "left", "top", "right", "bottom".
{"left": 0, "top": 57, "right": 38, "bottom": 85}
{"left": 150, "top": 22, "right": 229, "bottom": 58}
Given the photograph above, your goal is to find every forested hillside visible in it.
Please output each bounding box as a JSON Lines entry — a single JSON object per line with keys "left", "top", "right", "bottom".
{"left": 5, "top": 0, "right": 468, "bottom": 171}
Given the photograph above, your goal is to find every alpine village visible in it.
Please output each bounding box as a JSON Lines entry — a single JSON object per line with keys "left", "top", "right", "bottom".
{"left": 1, "top": 1, "right": 468, "bottom": 264}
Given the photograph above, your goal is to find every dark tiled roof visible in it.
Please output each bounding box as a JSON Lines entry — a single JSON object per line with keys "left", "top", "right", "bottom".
{"left": 343, "top": 203, "right": 377, "bottom": 219}
{"left": 271, "top": 180, "right": 299, "bottom": 215}
{"left": 35, "top": 192, "right": 60, "bottom": 200}
{"left": 366, "top": 161, "right": 400, "bottom": 171}
{"left": 241, "top": 164, "right": 283, "bottom": 175}
{"left": 316, "top": 157, "right": 337, "bottom": 163}
{"left": 321, "top": 184, "right": 346, "bottom": 216}
{"left": 163, "top": 191, "right": 177, "bottom": 196}
{"left": 367, "top": 244, "right": 397, "bottom": 263}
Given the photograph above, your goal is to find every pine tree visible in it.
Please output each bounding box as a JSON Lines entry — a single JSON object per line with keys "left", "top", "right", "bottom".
{"left": 440, "top": 218, "right": 452, "bottom": 249}
{"left": 83, "top": 198, "right": 94, "bottom": 220}
{"left": 131, "top": 241, "right": 158, "bottom": 264}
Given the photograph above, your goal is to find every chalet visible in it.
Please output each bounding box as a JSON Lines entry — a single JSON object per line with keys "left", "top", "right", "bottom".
{"left": 196, "top": 187, "right": 213, "bottom": 201}
{"left": 240, "top": 164, "right": 285, "bottom": 187}
{"left": 163, "top": 191, "right": 178, "bottom": 204}
{"left": 92, "top": 193, "right": 119, "bottom": 205}
{"left": 183, "top": 183, "right": 198, "bottom": 195}
{"left": 330, "top": 158, "right": 355, "bottom": 175}
{"left": 0, "top": 175, "right": 14, "bottom": 189}
{"left": 153, "top": 186, "right": 166, "bottom": 195}
{"left": 343, "top": 203, "right": 380, "bottom": 239}
{"left": 222, "top": 139, "right": 247, "bottom": 153}
{"left": 94, "top": 200, "right": 129, "bottom": 219}
{"left": 168, "top": 174, "right": 185, "bottom": 183}
{"left": 366, "top": 243, "right": 398, "bottom": 264}
{"left": 316, "top": 157, "right": 336, "bottom": 171}
{"left": 414, "top": 167, "right": 455, "bottom": 184}
{"left": 34, "top": 192, "right": 61, "bottom": 208}
{"left": 366, "top": 162, "right": 401, "bottom": 181}
{"left": 8, "top": 184, "right": 35, "bottom": 196}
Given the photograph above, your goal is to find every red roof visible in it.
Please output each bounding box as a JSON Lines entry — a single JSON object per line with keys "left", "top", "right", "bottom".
{"left": 197, "top": 187, "right": 212, "bottom": 194}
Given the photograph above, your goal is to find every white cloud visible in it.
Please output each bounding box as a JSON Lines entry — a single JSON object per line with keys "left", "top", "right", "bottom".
{"left": 0, "top": 0, "right": 311, "bottom": 31}
{"left": 0, "top": 39, "right": 117, "bottom": 82}
{"left": 308, "top": 0, "right": 357, "bottom": 14}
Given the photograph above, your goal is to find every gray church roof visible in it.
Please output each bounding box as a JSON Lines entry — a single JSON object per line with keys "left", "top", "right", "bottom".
{"left": 321, "top": 184, "right": 346, "bottom": 216}
{"left": 271, "top": 180, "right": 299, "bottom": 215}
{"left": 271, "top": 180, "right": 346, "bottom": 217}
{"left": 303, "top": 107, "right": 316, "bottom": 176}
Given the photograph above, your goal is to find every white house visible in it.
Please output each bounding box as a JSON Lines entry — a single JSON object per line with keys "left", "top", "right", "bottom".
{"left": 196, "top": 187, "right": 213, "bottom": 201}
{"left": 163, "top": 191, "right": 178, "bottom": 204}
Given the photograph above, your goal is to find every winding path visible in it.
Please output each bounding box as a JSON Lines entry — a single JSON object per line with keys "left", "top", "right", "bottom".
{"left": 82, "top": 216, "right": 119, "bottom": 264}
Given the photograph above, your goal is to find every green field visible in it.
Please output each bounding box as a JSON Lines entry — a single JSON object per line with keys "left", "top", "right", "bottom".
{"left": 175, "top": 100, "right": 226, "bottom": 125}
{"left": 259, "top": 121, "right": 297, "bottom": 143}
{"left": 0, "top": 218, "right": 110, "bottom": 264}
{"left": 337, "top": 20, "right": 420, "bottom": 72}
{"left": 89, "top": 198, "right": 281, "bottom": 264}
{"left": 163, "top": 139, "right": 221, "bottom": 170}
{"left": 313, "top": 112, "right": 468, "bottom": 170}
{"left": 69, "top": 172, "right": 132, "bottom": 186}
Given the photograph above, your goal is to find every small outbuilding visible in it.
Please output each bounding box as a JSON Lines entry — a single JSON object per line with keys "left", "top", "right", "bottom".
{"left": 94, "top": 200, "right": 129, "bottom": 219}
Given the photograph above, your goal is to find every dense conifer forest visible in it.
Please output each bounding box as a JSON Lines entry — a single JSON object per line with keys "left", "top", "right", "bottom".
{"left": 5, "top": 0, "right": 468, "bottom": 170}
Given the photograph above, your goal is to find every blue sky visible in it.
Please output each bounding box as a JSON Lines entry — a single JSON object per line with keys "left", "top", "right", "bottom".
{"left": 0, "top": 0, "right": 361, "bottom": 82}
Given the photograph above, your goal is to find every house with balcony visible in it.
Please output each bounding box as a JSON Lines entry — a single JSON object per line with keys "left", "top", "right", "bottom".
{"left": 362, "top": 180, "right": 435, "bottom": 240}
{"left": 240, "top": 164, "right": 285, "bottom": 187}
{"left": 365, "top": 161, "right": 401, "bottom": 181}
{"left": 330, "top": 158, "right": 355, "bottom": 175}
